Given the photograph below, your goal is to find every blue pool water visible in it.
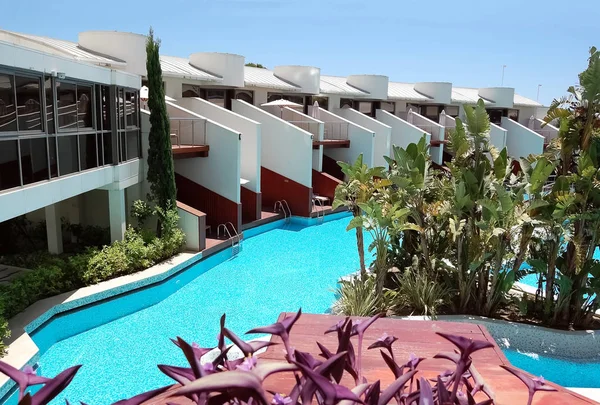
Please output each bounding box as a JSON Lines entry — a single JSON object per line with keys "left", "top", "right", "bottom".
{"left": 504, "top": 349, "right": 600, "bottom": 388}
{"left": 4, "top": 216, "right": 372, "bottom": 405}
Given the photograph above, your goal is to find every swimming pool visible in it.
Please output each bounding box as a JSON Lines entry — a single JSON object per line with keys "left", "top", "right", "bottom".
{"left": 504, "top": 349, "right": 600, "bottom": 388}
{"left": 3, "top": 215, "right": 373, "bottom": 405}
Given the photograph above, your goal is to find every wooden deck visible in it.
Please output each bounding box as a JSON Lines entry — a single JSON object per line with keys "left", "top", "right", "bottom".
{"left": 145, "top": 314, "right": 598, "bottom": 405}
{"left": 172, "top": 144, "right": 210, "bottom": 159}
{"left": 313, "top": 139, "right": 350, "bottom": 149}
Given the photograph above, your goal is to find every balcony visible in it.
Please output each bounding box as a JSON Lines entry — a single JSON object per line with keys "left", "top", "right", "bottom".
{"left": 170, "top": 118, "right": 210, "bottom": 159}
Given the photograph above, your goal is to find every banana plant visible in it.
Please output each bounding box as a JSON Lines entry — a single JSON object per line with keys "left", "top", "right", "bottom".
{"left": 333, "top": 154, "right": 389, "bottom": 276}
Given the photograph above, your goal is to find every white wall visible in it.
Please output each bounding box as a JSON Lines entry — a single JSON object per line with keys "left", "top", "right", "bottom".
{"left": 178, "top": 207, "right": 200, "bottom": 251}
{"left": 175, "top": 97, "right": 261, "bottom": 193}
{"left": 490, "top": 123, "right": 508, "bottom": 150}
{"left": 346, "top": 75, "right": 389, "bottom": 100}
{"left": 78, "top": 31, "right": 147, "bottom": 77}
{"left": 327, "top": 95, "right": 341, "bottom": 112}
{"left": 414, "top": 82, "right": 452, "bottom": 104}
{"left": 273, "top": 66, "right": 320, "bottom": 94}
{"left": 164, "top": 77, "right": 223, "bottom": 100}
{"left": 166, "top": 102, "right": 242, "bottom": 203}
{"left": 315, "top": 108, "right": 375, "bottom": 167}
{"left": 233, "top": 100, "right": 313, "bottom": 187}
{"left": 479, "top": 88, "right": 515, "bottom": 108}
{"left": 501, "top": 117, "right": 544, "bottom": 159}
{"left": 409, "top": 111, "right": 445, "bottom": 164}
{"left": 376, "top": 110, "right": 431, "bottom": 154}
{"left": 333, "top": 108, "right": 390, "bottom": 167}
{"left": 189, "top": 52, "right": 245, "bottom": 87}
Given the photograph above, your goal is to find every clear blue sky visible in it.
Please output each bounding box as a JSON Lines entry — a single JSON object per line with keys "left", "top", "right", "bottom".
{"left": 2, "top": 0, "right": 599, "bottom": 105}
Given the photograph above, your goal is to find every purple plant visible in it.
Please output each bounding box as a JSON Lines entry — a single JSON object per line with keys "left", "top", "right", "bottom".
{"left": 0, "top": 311, "right": 558, "bottom": 405}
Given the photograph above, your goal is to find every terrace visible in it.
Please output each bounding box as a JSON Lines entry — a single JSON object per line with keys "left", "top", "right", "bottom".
{"left": 169, "top": 117, "right": 210, "bottom": 159}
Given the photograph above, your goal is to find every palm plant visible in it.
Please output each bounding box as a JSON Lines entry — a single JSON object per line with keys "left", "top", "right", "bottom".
{"left": 538, "top": 46, "right": 600, "bottom": 327}
{"left": 333, "top": 155, "right": 388, "bottom": 276}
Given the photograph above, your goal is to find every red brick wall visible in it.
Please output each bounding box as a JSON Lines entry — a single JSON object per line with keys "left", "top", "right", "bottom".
{"left": 241, "top": 186, "right": 261, "bottom": 223}
{"left": 322, "top": 154, "right": 345, "bottom": 181}
{"left": 175, "top": 173, "right": 242, "bottom": 232}
{"left": 260, "top": 167, "right": 312, "bottom": 217}
{"left": 312, "top": 170, "right": 342, "bottom": 202}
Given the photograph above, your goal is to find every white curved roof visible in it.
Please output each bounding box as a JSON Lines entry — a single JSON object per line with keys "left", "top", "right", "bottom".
{"left": 388, "top": 82, "right": 431, "bottom": 101}
{"left": 160, "top": 55, "right": 222, "bottom": 82}
{"left": 513, "top": 93, "right": 542, "bottom": 107}
{"left": 0, "top": 30, "right": 126, "bottom": 66}
{"left": 244, "top": 66, "right": 300, "bottom": 91}
{"left": 451, "top": 87, "right": 491, "bottom": 104}
{"left": 319, "top": 75, "right": 369, "bottom": 96}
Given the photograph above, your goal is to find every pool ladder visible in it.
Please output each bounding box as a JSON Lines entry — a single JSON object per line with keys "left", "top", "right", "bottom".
{"left": 274, "top": 200, "right": 292, "bottom": 224}
{"left": 217, "top": 222, "right": 242, "bottom": 256}
{"left": 312, "top": 198, "right": 325, "bottom": 224}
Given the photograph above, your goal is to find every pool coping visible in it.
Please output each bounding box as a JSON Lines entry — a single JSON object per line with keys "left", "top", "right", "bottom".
{"left": 397, "top": 315, "right": 600, "bottom": 402}
{"left": 0, "top": 210, "right": 351, "bottom": 398}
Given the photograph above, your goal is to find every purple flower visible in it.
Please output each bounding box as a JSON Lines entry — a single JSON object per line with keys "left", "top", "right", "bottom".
{"left": 533, "top": 376, "right": 545, "bottom": 385}
{"left": 192, "top": 342, "right": 200, "bottom": 349}
{"left": 377, "top": 332, "right": 389, "bottom": 342}
{"left": 272, "top": 393, "right": 292, "bottom": 405}
{"left": 202, "top": 362, "right": 214, "bottom": 372}
{"left": 236, "top": 356, "right": 257, "bottom": 371}
{"left": 22, "top": 366, "right": 35, "bottom": 376}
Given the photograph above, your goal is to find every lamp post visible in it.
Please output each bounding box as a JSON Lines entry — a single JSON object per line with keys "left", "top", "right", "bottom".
{"left": 536, "top": 84, "right": 542, "bottom": 102}
{"left": 501, "top": 65, "right": 507, "bottom": 86}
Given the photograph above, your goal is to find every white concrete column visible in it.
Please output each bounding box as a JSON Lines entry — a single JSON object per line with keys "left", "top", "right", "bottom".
{"left": 45, "top": 204, "right": 63, "bottom": 254}
{"left": 109, "top": 188, "right": 126, "bottom": 242}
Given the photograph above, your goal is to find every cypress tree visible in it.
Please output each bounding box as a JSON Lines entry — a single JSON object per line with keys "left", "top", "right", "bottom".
{"left": 145, "top": 28, "right": 176, "bottom": 210}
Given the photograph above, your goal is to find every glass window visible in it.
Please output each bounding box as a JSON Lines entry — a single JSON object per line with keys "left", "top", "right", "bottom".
{"left": 97, "top": 134, "right": 103, "bottom": 166}
{"left": 508, "top": 109, "right": 519, "bottom": 121}
{"left": 58, "top": 135, "right": 79, "bottom": 175}
{"left": 45, "top": 77, "right": 55, "bottom": 134}
{"left": 20, "top": 137, "right": 48, "bottom": 185}
{"left": 126, "top": 130, "right": 140, "bottom": 160}
{"left": 48, "top": 136, "right": 58, "bottom": 178}
{"left": 267, "top": 93, "right": 303, "bottom": 105}
{"left": 182, "top": 84, "right": 202, "bottom": 98}
{"left": 125, "top": 91, "right": 138, "bottom": 128}
{"left": 57, "top": 82, "right": 77, "bottom": 130}
{"left": 206, "top": 90, "right": 225, "bottom": 108}
{"left": 359, "top": 102, "right": 372, "bottom": 115}
{"left": 381, "top": 101, "right": 395, "bottom": 114}
{"left": 119, "top": 132, "right": 126, "bottom": 162}
{"left": 445, "top": 106, "right": 459, "bottom": 117}
{"left": 15, "top": 75, "right": 42, "bottom": 131}
{"left": 103, "top": 133, "right": 113, "bottom": 165}
{"left": 101, "top": 86, "right": 111, "bottom": 130}
{"left": 77, "top": 85, "right": 92, "bottom": 129}
{"left": 311, "top": 96, "right": 328, "bottom": 111}
{"left": 340, "top": 98, "right": 353, "bottom": 109}
{"left": 0, "top": 140, "right": 20, "bottom": 190}
{"left": 79, "top": 134, "right": 97, "bottom": 170}
{"left": 0, "top": 74, "right": 17, "bottom": 132}
{"left": 117, "top": 89, "right": 125, "bottom": 130}
{"left": 235, "top": 90, "right": 253, "bottom": 104}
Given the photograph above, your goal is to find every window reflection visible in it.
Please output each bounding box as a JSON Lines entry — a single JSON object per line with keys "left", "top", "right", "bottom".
{"left": 235, "top": 90, "right": 253, "bottom": 104}
{"left": 206, "top": 90, "right": 225, "bottom": 108}
{"left": 0, "top": 140, "right": 20, "bottom": 190}
{"left": 45, "top": 77, "right": 55, "bottom": 133}
{"left": 126, "top": 130, "right": 140, "bottom": 160}
{"left": 125, "top": 91, "right": 138, "bottom": 127}
{"left": 77, "top": 85, "right": 93, "bottom": 129}
{"left": 79, "top": 134, "right": 97, "bottom": 170}
{"left": 57, "top": 82, "right": 77, "bottom": 130}
{"left": 103, "top": 133, "right": 113, "bottom": 165}
{"left": 16, "top": 76, "right": 42, "bottom": 131}
{"left": 0, "top": 74, "right": 17, "bottom": 132}
{"left": 58, "top": 135, "right": 79, "bottom": 175}
{"left": 20, "top": 137, "right": 48, "bottom": 184}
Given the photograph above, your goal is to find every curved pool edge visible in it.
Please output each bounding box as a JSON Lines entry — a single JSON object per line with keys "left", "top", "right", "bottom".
{"left": 0, "top": 210, "right": 351, "bottom": 400}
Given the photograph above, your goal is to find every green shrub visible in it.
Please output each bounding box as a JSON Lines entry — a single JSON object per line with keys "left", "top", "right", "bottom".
{"left": 332, "top": 274, "right": 387, "bottom": 317}
{"left": 391, "top": 269, "right": 451, "bottom": 319}
{"left": 0, "top": 207, "right": 185, "bottom": 354}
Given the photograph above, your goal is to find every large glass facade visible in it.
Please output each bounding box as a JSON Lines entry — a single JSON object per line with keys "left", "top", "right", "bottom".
{"left": 0, "top": 65, "right": 141, "bottom": 193}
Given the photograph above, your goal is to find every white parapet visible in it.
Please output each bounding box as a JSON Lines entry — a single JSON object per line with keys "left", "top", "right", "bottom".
{"left": 376, "top": 110, "right": 431, "bottom": 154}
{"left": 273, "top": 65, "right": 321, "bottom": 94}
{"left": 334, "top": 108, "right": 391, "bottom": 167}
{"left": 414, "top": 82, "right": 452, "bottom": 104}
{"left": 346, "top": 75, "right": 389, "bottom": 100}
{"left": 232, "top": 99, "right": 313, "bottom": 188}
{"left": 189, "top": 52, "right": 245, "bottom": 87}
{"left": 479, "top": 87, "right": 515, "bottom": 108}
{"left": 78, "top": 31, "right": 148, "bottom": 77}
{"left": 501, "top": 117, "right": 544, "bottom": 159}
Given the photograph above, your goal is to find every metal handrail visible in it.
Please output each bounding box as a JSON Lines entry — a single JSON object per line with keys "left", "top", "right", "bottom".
{"left": 274, "top": 200, "right": 292, "bottom": 223}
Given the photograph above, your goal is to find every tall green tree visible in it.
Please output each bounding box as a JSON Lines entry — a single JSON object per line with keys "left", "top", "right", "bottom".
{"left": 146, "top": 28, "right": 176, "bottom": 211}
